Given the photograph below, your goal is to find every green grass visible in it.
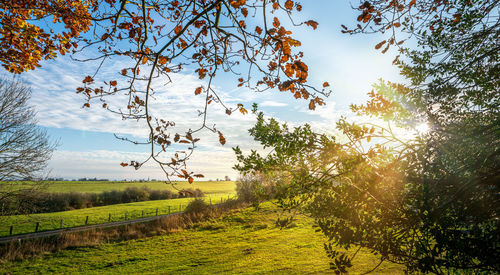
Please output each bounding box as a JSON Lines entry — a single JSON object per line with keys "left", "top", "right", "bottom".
{"left": 0, "top": 202, "right": 404, "bottom": 274}
{"left": 0, "top": 180, "right": 236, "bottom": 195}
{"left": 0, "top": 195, "right": 233, "bottom": 237}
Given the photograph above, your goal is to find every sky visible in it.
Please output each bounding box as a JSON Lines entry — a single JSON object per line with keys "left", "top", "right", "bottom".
{"left": 13, "top": 0, "right": 404, "bottom": 181}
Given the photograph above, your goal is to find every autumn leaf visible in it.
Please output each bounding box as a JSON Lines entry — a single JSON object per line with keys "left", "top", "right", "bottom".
{"left": 323, "top": 81, "right": 330, "bottom": 87}
{"left": 194, "top": 86, "right": 203, "bottom": 95}
{"left": 120, "top": 162, "right": 128, "bottom": 167}
{"left": 309, "top": 100, "right": 316, "bottom": 110}
{"left": 304, "top": 20, "right": 318, "bottom": 30}
{"left": 188, "top": 177, "right": 194, "bottom": 184}
{"left": 158, "top": 56, "right": 168, "bottom": 65}
{"left": 218, "top": 131, "right": 226, "bottom": 145}
{"left": 284, "top": 0, "right": 294, "bottom": 10}
{"left": 110, "top": 80, "right": 117, "bottom": 86}
{"left": 174, "top": 25, "right": 182, "bottom": 35}
{"left": 142, "top": 56, "right": 148, "bottom": 64}
{"left": 255, "top": 26, "right": 262, "bottom": 35}
{"left": 82, "top": 75, "right": 93, "bottom": 83}
{"left": 121, "top": 69, "right": 127, "bottom": 75}
{"left": 240, "top": 108, "right": 248, "bottom": 115}
{"left": 375, "top": 40, "right": 386, "bottom": 49}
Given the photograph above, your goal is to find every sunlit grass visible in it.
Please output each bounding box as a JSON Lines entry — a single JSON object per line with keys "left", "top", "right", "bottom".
{"left": 0, "top": 202, "right": 404, "bottom": 274}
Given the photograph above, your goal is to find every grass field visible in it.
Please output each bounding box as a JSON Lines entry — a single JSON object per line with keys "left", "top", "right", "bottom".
{"left": 0, "top": 195, "right": 233, "bottom": 237}
{"left": 0, "top": 202, "right": 403, "bottom": 274}
{"left": 1, "top": 181, "right": 236, "bottom": 195}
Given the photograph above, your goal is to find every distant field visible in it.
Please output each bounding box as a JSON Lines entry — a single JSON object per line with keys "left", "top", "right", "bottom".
{"left": 1, "top": 180, "right": 236, "bottom": 195}
{"left": 0, "top": 202, "right": 403, "bottom": 274}
{"left": 0, "top": 195, "right": 233, "bottom": 237}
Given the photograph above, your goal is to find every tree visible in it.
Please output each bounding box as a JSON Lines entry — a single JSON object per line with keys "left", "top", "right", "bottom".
{"left": 0, "top": 0, "right": 330, "bottom": 182}
{"left": 0, "top": 78, "right": 56, "bottom": 215}
{"left": 236, "top": 0, "right": 499, "bottom": 273}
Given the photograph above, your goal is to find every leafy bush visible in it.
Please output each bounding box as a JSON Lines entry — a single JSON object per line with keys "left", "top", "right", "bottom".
{"left": 183, "top": 198, "right": 210, "bottom": 214}
{"left": 235, "top": 173, "right": 273, "bottom": 207}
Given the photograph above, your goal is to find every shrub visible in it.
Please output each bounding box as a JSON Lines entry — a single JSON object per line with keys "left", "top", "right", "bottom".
{"left": 184, "top": 198, "right": 210, "bottom": 214}
{"left": 235, "top": 173, "right": 272, "bottom": 206}
{"left": 121, "top": 187, "right": 150, "bottom": 203}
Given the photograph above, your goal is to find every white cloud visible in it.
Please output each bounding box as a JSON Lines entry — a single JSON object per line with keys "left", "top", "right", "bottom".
{"left": 260, "top": 100, "right": 288, "bottom": 107}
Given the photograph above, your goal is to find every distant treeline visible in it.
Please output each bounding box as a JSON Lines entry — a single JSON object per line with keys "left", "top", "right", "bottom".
{"left": 2, "top": 187, "right": 204, "bottom": 215}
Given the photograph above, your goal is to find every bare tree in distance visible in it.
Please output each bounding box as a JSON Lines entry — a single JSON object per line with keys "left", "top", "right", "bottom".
{"left": 0, "top": 78, "right": 56, "bottom": 215}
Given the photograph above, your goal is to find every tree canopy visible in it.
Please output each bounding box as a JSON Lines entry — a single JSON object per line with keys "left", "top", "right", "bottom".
{"left": 1, "top": 0, "right": 331, "bottom": 181}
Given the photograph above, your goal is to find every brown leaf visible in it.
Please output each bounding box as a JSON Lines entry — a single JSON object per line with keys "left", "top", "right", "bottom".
{"left": 309, "top": 100, "right": 316, "bottom": 110}
{"left": 304, "top": 20, "right": 318, "bottom": 30}
{"left": 218, "top": 131, "right": 226, "bottom": 145}
{"left": 194, "top": 86, "right": 203, "bottom": 95}
{"left": 375, "top": 40, "right": 386, "bottom": 49}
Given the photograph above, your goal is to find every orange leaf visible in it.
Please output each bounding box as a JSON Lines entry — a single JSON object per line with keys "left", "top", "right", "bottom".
{"left": 158, "top": 56, "right": 168, "bottom": 65}
{"left": 110, "top": 80, "right": 117, "bottom": 86}
{"left": 142, "top": 56, "right": 148, "bottom": 64}
{"left": 323, "top": 81, "right": 329, "bottom": 88}
{"left": 120, "top": 162, "right": 128, "bottom": 167}
{"left": 188, "top": 177, "right": 194, "bottom": 184}
{"left": 218, "top": 131, "right": 226, "bottom": 145}
{"left": 309, "top": 100, "right": 316, "bottom": 110}
{"left": 121, "top": 69, "right": 127, "bottom": 75}
{"left": 284, "top": 0, "right": 294, "bottom": 10}
{"left": 174, "top": 25, "right": 182, "bottom": 35}
{"left": 82, "top": 75, "right": 93, "bottom": 83}
{"left": 194, "top": 86, "right": 203, "bottom": 95}
{"left": 255, "top": 26, "right": 262, "bottom": 35}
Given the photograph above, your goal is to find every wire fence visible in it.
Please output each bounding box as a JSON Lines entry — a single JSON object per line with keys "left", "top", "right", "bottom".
{"left": 0, "top": 195, "right": 235, "bottom": 237}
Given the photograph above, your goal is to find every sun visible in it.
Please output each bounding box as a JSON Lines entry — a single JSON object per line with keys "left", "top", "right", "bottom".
{"left": 415, "top": 123, "right": 430, "bottom": 134}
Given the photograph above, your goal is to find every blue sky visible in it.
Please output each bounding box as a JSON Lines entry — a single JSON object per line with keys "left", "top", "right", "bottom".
{"left": 14, "top": 0, "right": 403, "bottom": 180}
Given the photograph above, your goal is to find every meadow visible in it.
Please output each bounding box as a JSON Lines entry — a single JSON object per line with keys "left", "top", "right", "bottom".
{"left": 2, "top": 180, "right": 236, "bottom": 196}
{"left": 0, "top": 180, "right": 236, "bottom": 237}
{"left": 0, "top": 202, "right": 403, "bottom": 274}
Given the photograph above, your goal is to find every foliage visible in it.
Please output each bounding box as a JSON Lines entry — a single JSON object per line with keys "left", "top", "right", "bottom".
{"left": 235, "top": 81, "right": 499, "bottom": 273}
{"left": 234, "top": 0, "right": 499, "bottom": 273}
{"left": 0, "top": 0, "right": 92, "bottom": 73}
{"left": 0, "top": 0, "right": 330, "bottom": 181}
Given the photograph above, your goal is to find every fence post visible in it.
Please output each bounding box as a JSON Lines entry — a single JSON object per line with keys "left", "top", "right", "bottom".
{"left": 108, "top": 213, "right": 111, "bottom": 222}
{"left": 9, "top": 225, "right": 13, "bottom": 236}
{"left": 156, "top": 208, "right": 159, "bottom": 216}
{"left": 60, "top": 219, "right": 63, "bottom": 229}
{"left": 35, "top": 222, "right": 39, "bottom": 233}
{"left": 85, "top": 216, "right": 89, "bottom": 225}
{"left": 168, "top": 206, "right": 170, "bottom": 214}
